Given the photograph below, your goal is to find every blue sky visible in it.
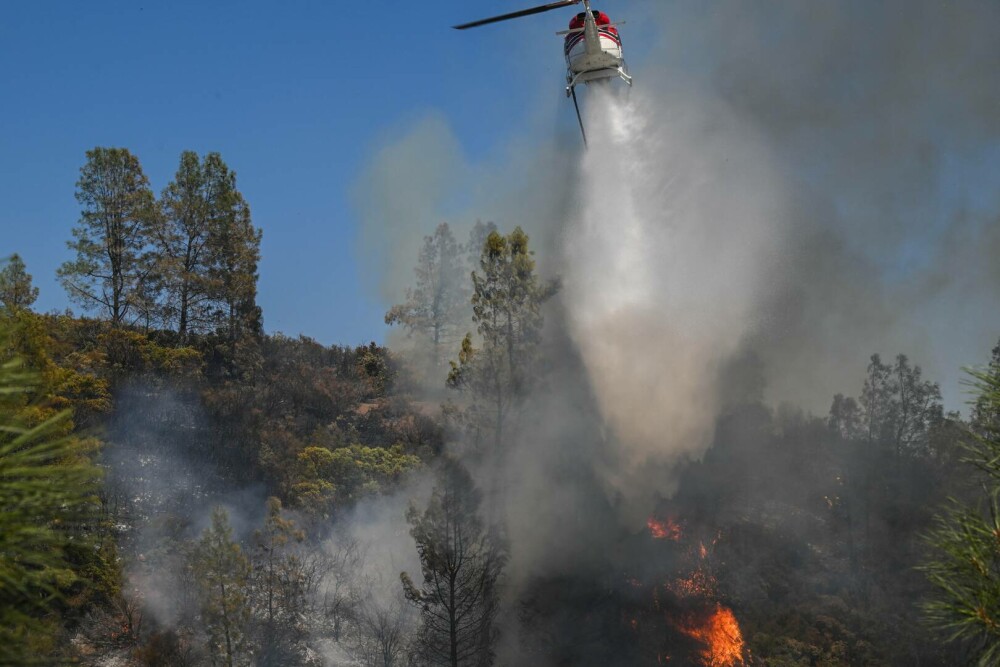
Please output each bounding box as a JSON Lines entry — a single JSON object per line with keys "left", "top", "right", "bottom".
{"left": 0, "top": 1, "right": 636, "bottom": 344}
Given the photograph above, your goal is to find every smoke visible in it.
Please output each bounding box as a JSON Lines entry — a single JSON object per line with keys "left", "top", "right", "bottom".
{"left": 642, "top": 0, "right": 1000, "bottom": 410}
{"left": 352, "top": 0, "right": 1000, "bottom": 655}
{"left": 562, "top": 87, "right": 786, "bottom": 521}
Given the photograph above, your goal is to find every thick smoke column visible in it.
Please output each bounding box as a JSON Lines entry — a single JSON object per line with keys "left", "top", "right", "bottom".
{"left": 562, "top": 87, "right": 787, "bottom": 523}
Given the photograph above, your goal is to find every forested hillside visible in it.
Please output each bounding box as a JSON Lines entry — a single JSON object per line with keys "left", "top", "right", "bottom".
{"left": 2, "top": 147, "right": 999, "bottom": 666}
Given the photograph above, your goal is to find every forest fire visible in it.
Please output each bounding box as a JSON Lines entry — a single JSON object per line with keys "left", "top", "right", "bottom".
{"left": 679, "top": 604, "right": 745, "bottom": 667}
{"left": 631, "top": 513, "right": 747, "bottom": 666}
{"left": 647, "top": 515, "right": 683, "bottom": 540}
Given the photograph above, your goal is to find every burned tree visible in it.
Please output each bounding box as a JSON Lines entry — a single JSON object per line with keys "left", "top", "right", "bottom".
{"left": 401, "top": 459, "right": 506, "bottom": 666}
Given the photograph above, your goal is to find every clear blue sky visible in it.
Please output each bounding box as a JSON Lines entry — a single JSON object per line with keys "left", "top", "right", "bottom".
{"left": 1, "top": 1, "right": 638, "bottom": 344}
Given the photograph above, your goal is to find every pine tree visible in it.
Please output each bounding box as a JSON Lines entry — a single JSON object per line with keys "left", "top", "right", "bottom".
{"left": 154, "top": 151, "right": 220, "bottom": 339}
{"left": 58, "top": 147, "right": 159, "bottom": 326}
{"left": 386, "top": 222, "right": 469, "bottom": 374}
{"left": 447, "top": 227, "right": 557, "bottom": 451}
{"left": 923, "top": 367, "right": 1000, "bottom": 665}
{"left": 191, "top": 507, "right": 251, "bottom": 667}
{"left": 251, "top": 497, "right": 308, "bottom": 666}
{"left": 205, "top": 154, "right": 261, "bottom": 344}
{"left": 971, "top": 338, "right": 1000, "bottom": 436}
{"left": 401, "top": 458, "right": 505, "bottom": 667}
{"left": 0, "top": 326, "right": 100, "bottom": 662}
{"left": 0, "top": 254, "right": 39, "bottom": 311}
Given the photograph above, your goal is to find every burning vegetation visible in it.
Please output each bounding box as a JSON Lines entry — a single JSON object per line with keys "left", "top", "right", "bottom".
{"left": 647, "top": 516, "right": 683, "bottom": 541}
{"left": 626, "top": 515, "right": 747, "bottom": 666}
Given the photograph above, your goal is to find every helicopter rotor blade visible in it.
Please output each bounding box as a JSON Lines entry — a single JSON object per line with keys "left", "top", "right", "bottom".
{"left": 453, "top": 0, "right": 581, "bottom": 30}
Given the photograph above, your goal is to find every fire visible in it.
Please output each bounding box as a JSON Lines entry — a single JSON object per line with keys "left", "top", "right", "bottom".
{"left": 634, "top": 512, "right": 747, "bottom": 666}
{"left": 668, "top": 569, "right": 713, "bottom": 597}
{"left": 680, "top": 603, "right": 746, "bottom": 667}
{"left": 647, "top": 515, "right": 682, "bottom": 540}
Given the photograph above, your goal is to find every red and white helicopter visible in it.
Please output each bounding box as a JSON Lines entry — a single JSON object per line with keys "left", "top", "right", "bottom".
{"left": 454, "top": 0, "right": 632, "bottom": 144}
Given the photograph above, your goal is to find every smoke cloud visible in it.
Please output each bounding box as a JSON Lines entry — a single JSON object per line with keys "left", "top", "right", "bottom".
{"left": 352, "top": 0, "right": 1000, "bottom": 596}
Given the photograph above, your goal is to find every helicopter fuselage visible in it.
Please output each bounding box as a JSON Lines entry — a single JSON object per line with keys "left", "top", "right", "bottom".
{"left": 560, "top": 1, "right": 632, "bottom": 95}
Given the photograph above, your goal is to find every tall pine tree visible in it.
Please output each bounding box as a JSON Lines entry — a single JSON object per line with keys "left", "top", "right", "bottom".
{"left": 58, "top": 148, "right": 159, "bottom": 326}
{"left": 447, "top": 227, "right": 556, "bottom": 452}
{"left": 386, "top": 222, "right": 468, "bottom": 375}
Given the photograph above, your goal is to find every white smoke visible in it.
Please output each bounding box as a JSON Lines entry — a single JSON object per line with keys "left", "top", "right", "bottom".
{"left": 561, "top": 85, "right": 788, "bottom": 522}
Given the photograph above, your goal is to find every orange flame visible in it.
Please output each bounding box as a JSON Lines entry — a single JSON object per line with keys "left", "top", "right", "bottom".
{"left": 668, "top": 570, "right": 714, "bottom": 597}
{"left": 647, "top": 516, "right": 682, "bottom": 540}
{"left": 680, "top": 603, "right": 745, "bottom": 667}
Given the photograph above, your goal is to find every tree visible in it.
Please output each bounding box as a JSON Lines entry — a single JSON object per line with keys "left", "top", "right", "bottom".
{"left": 190, "top": 507, "right": 251, "bottom": 667}
{"left": 290, "top": 444, "right": 421, "bottom": 518}
{"left": 348, "top": 593, "right": 414, "bottom": 667}
{"left": 154, "top": 151, "right": 230, "bottom": 340}
{"left": 828, "top": 393, "right": 862, "bottom": 441}
{"left": 204, "top": 156, "right": 261, "bottom": 343}
{"left": 860, "top": 353, "right": 894, "bottom": 446}
{"left": 971, "top": 338, "right": 1000, "bottom": 437}
{"left": 251, "top": 497, "right": 309, "bottom": 666}
{"left": 0, "top": 329, "right": 100, "bottom": 663}
{"left": 447, "top": 227, "right": 557, "bottom": 452}
{"left": 889, "top": 354, "right": 943, "bottom": 458}
{"left": 858, "top": 353, "right": 942, "bottom": 457}
{"left": 386, "top": 223, "right": 469, "bottom": 375}
{"left": 923, "top": 367, "right": 1000, "bottom": 665}
{"left": 463, "top": 221, "right": 496, "bottom": 271}
{"left": 400, "top": 458, "right": 506, "bottom": 667}
{"left": 0, "top": 254, "right": 39, "bottom": 311}
{"left": 58, "top": 147, "right": 159, "bottom": 326}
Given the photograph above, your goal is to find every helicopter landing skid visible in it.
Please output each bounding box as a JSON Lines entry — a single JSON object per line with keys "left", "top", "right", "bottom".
{"left": 565, "top": 66, "right": 633, "bottom": 97}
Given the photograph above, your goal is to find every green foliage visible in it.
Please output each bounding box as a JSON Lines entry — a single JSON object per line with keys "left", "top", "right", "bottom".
{"left": 0, "top": 253, "right": 39, "bottom": 311}
{"left": 58, "top": 147, "right": 160, "bottom": 326}
{"left": 154, "top": 151, "right": 239, "bottom": 339}
{"left": 190, "top": 507, "right": 252, "bottom": 667}
{"left": 971, "top": 338, "right": 1000, "bottom": 436}
{"left": 447, "top": 227, "right": 557, "bottom": 451}
{"left": 204, "top": 160, "right": 261, "bottom": 345}
{"left": 95, "top": 327, "right": 203, "bottom": 382}
{"left": 291, "top": 443, "right": 421, "bottom": 517}
{"left": 0, "top": 333, "right": 101, "bottom": 664}
{"left": 922, "top": 367, "right": 1000, "bottom": 664}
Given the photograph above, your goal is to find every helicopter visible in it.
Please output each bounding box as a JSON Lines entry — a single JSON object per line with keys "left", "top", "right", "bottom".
{"left": 454, "top": 0, "right": 632, "bottom": 144}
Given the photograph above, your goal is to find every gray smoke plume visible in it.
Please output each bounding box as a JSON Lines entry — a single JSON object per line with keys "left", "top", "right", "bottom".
{"left": 642, "top": 0, "right": 1000, "bottom": 410}
{"left": 352, "top": 0, "right": 1000, "bottom": 580}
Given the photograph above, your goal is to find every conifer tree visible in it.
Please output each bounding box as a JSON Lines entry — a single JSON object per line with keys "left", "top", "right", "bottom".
{"left": 971, "top": 338, "right": 1000, "bottom": 436}
{"left": 58, "top": 147, "right": 159, "bottom": 326}
{"left": 401, "top": 458, "right": 505, "bottom": 667}
{"left": 447, "top": 227, "right": 557, "bottom": 451}
{"left": 206, "top": 156, "right": 261, "bottom": 344}
{"left": 0, "top": 254, "right": 39, "bottom": 311}
{"left": 252, "top": 497, "right": 308, "bottom": 665}
{"left": 386, "top": 222, "right": 468, "bottom": 373}
{"left": 923, "top": 366, "right": 1000, "bottom": 665}
{"left": 154, "top": 151, "right": 217, "bottom": 339}
{"left": 191, "top": 507, "right": 251, "bottom": 667}
{"left": 0, "top": 327, "right": 100, "bottom": 662}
